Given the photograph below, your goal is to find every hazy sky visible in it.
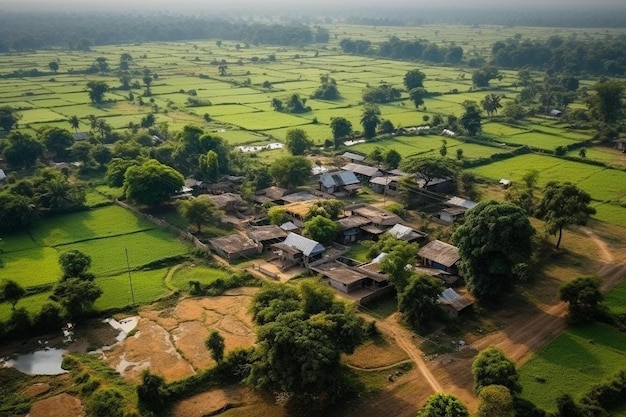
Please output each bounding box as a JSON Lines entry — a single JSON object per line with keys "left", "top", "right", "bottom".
{"left": 1, "top": 0, "right": 625, "bottom": 12}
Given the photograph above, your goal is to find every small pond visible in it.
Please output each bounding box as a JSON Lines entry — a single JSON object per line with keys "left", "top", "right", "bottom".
{"left": 2, "top": 316, "right": 139, "bottom": 375}
{"left": 3, "top": 348, "right": 68, "bottom": 375}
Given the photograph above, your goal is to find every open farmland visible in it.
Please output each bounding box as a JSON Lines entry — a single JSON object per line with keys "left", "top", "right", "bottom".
{"left": 519, "top": 323, "right": 626, "bottom": 412}
{"left": 0, "top": 205, "right": 190, "bottom": 321}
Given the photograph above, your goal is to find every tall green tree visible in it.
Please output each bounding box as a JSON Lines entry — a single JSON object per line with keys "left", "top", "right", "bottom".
{"left": 476, "top": 385, "right": 514, "bottom": 417}
{"left": 586, "top": 80, "right": 624, "bottom": 126}
{"left": 383, "top": 149, "right": 402, "bottom": 169}
{"left": 0, "top": 193, "right": 38, "bottom": 233}
{"left": 123, "top": 159, "right": 184, "bottom": 206}
{"left": 285, "top": 128, "right": 314, "bottom": 155}
{"left": 68, "top": 115, "right": 80, "bottom": 132}
{"left": 360, "top": 104, "right": 381, "bottom": 139}
{"left": 379, "top": 238, "right": 419, "bottom": 292}
{"left": 481, "top": 94, "right": 503, "bottom": 116}
{"left": 559, "top": 276, "right": 603, "bottom": 324}
{"left": 0, "top": 280, "right": 26, "bottom": 311}
{"left": 409, "top": 87, "right": 428, "bottom": 108}
{"left": 303, "top": 215, "right": 339, "bottom": 245}
{"left": 0, "top": 106, "right": 21, "bottom": 132}
{"left": 269, "top": 156, "right": 312, "bottom": 189}
{"left": 460, "top": 100, "right": 482, "bottom": 136}
{"left": 535, "top": 182, "right": 596, "bottom": 249}
{"left": 452, "top": 201, "right": 534, "bottom": 304}
{"left": 86, "top": 81, "right": 109, "bottom": 104}
{"left": 40, "top": 127, "right": 74, "bottom": 159}
{"left": 198, "top": 150, "right": 220, "bottom": 182}
{"left": 2, "top": 131, "right": 45, "bottom": 168}
{"left": 105, "top": 158, "right": 140, "bottom": 187}
{"left": 52, "top": 277, "right": 102, "bottom": 319}
{"left": 400, "top": 157, "right": 459, "bottom": 189}
{"left": 399, "top": 274, "right": 443, "bottom": 333}
{"left": 403, "top": 69, "right": 426, "bottom": 91}
{"left": 330, "top": 117, "right": 353, "bottom": 148}
{"left": 177, "top": 197, "right": 218, "bottom": 233}
{"left": 472, "top": 347, "right": 521, "bottom": 394}
{"left": 59, "top": 249, "right": 94, "bottom": 280}
{"left": 205, "top": 330, "right": 225, "bottom": 363}
{"left": 419, "top": 393, "right": 469, "bottom": 417}
{"left": 246, "top": 280, "right": 365, "bottom": 408}
{"left": 48, "top": 61, "right": 59, "bottom": 73}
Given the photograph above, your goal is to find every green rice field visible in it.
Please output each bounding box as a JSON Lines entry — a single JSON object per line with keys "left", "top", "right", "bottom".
{"left": 519, "top": 323, "right": 626, "bottom": 412}
{"left": 168, "top": 264, "right": 233, "bottom": 291}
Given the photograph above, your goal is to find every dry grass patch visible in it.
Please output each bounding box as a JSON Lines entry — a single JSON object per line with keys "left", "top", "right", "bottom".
{"left": 344, "top": 333, "right": 409, "bottom": 369}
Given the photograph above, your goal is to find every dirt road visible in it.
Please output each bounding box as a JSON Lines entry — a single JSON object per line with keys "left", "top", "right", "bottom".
{"left": 358, "top": 227, "right": 626, "bottom": 415}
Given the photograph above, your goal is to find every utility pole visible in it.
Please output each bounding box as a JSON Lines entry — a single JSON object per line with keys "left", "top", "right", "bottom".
{"left": 125, "top": 248, "right": 136, "bottom": 306}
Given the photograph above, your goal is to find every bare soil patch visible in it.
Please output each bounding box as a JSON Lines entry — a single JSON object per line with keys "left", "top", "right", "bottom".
{"left": 27, "top": 393, "right": 83, "bottom": 417}
{"left": 101, "top": 289, "right": 257, "bottom": 383}
{"left": 171, "top": 386, "right": 255, "bottom": 417}
{"left": 344, "top": 332, "right": 409, "bottom": 369}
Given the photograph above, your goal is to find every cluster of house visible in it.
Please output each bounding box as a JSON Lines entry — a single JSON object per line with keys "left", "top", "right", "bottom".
{"left": 202, "top": 189, "right": 473, "bottom": 315}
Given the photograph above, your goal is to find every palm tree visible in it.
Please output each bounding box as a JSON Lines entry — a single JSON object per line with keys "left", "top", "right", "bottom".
{"left": 68, "top": 115, "right": 80, "bottom": 132}
{"left": 40, "top": 179, "right": 74, "bottom": 211}
{"left": 360, "top": 105, "right": 381, "bottom": 139}
{"left": 481, "top": 94, "right": 502, "bottom": 117}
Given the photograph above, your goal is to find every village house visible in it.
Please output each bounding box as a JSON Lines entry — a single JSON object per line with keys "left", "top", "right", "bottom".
{"left": 437, "top": 196, "right": 477, "bottom": 224}
{"left": 246, "top": 225, "right": 287, "bottom": 249}
{"left": 318, "top": 170, "right": 360, "bottom": 196}
{"left": 345, "top": 203, "right": 402, "bottom": 238}
{"left": 418, "top": 239, "right": 461, "bottom": 274}
{"left": 615, "top": 138, "right": 626, "bottom": 152}
{"left": 369, "top": 175, "right": 405, "bottom": 196}
{"left": 204, "top": 193, "right": 243, "bottom": 213}
{"left": 341, "top": 162, "right": 384, "bottom": 184}
{"left": 341, "top": 151, "right": 366, "bottom": 163}
{"left": 336, "top": 215, "right": 371, "bottom": 244}
{"left": 387, "top": 223, "right": 428, "bottom": 243}
{"left": 208, "top": 233, "right": 261, "bottom": 260}
{"left": 438, "top": 288, "right": 474, "bottom": 318}
{"left": 271, "top": 232, "right": 326, "bottom": 268}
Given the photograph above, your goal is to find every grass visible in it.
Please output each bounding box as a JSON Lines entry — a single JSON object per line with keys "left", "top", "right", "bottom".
{"left": 346, "top": 243, "right": 371, "bottom": 263}
{"left": 604, "top": 281, "right": 626, "bottom": 315}
{"left": 0, "top": 247, "right": 61, "bottom": 287}
{"left": 519, "top": 323, "right": 626, "bottom": 412}
{"left": 168, "top": 263, "right": 234, "bottom": 291}
{"left": 0, "top": 291, "right": 53, "bottom": 320}
{"left": 30, "top": 206, "right": 155, "bottom": 247}
{"left": 59, "top": 228, "right": 189, "bottom": 276}
{"left": 94, "top": 267, "right": 170, "bottom": 310}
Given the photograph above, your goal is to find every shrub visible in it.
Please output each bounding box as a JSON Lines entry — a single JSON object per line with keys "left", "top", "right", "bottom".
{"left": 86, "top": 388, "right": 125, "bottom": 417}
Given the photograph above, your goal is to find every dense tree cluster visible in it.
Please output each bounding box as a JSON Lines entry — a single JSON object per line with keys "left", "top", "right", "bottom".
{"left": 452, "top": 201, "right": 534, "bottom": 304}
{"left": 0, "top": 168, "right": 86, "bottom": 233}
{"left": 340, "top": 36, "right": 463, "bottom": 64}
{"left": 0, "top": 13, "right": 320, "bottom": 51}
{"left": 491, "top": 35, "right": 626, "bottom": 76}
{"left": 247, "top": 281, "right": 366, "bottom": 408}
{"left": 362, "top": 84, "right": 402, "bottom": 104}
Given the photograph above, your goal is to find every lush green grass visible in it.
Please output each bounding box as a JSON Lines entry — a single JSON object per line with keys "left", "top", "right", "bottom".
{"left": 0, "top": 232, "right": 38, "bottom": 253}
{"left": 604, "top": 281, "right": 626, "bottom": 315}
{"left": 168, "top": 264, "right": 233, "bottom": 291}
{"left": 0, "top": 247, "right": 61, "bottom": 287}
{"left": 30, "top": 206, "right": 155, "bottom": 247}
{"left": 59, "top": 228, "right": 189, "bottom": 276}
{"left": 519, "top": 323, "right": 626, "bottom": 412}
{"left": 592, "top": 203, "right": 626, "bottom": 228}
{"left": 94, "top": 267, "right": 170, "bottom": 310}
{"left": 0, "top": 292, "right": 52, "bottom": 321}
{"left": 346, "top": 243, "right": 371, "bottom": 263}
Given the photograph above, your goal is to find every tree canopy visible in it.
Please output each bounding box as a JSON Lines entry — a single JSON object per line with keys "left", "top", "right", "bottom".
{"left": 2, "top": 131, "right": 45, "bottom": 169}
{"left": 559, "top": 276, "right": 603, "bottom": 324}
{"left": 303, "top": 215, "right": 339, "bottom": 245}
{"left": 59, "top": 249, "right": 94, "bottom": 281}
{"left": 330, "top": 117, "right": 353, "bottom": 148}
{"left": 419, "top": 393, "right": 469, "bottom": 417}
{"left": 535, "top": 182, "right": 595, "bottom": 248}
{"left": 205, "top": 330, "right": 225, "bottom": 363}
{"left": 247, "top": 281, "right": 366, "bottom": 408}
{"left": 123, "top": 159, "right": 184, "bottom": 206}
{"left": 476, "top": 385, "right": 514, "bottom": 417}
{"left": 269, "top": 156, "right": 312, "bottom": 189}
{"left": 472, "top": 346, "right": 521, "bottom": 394}
{"left": 361, "top": 104, "right": 382, "bottom": 139}
{"left": 399, "top": 274, "right": 443, "bottom": 333}
{"left": 285, "top": 128, "right": 314, "bottom": 155}
{"left": 452, "top": 201, "right": 534, "bottom": 304}
{"left": 403, "top": 69, "right": 426, "bottom": 91}
{"left": 0, "top": 280, "right": 26, "bottom": 311}
{"left": 400, "top": 157, "right": 459, "bottom": 189}
{"left": 0, "top": 106, "right": 21, "bottom": 132}
{"left": 86, "top": 81, "right": 109, "bottom": 104}
{"left": 52, "top": 277, "right": 102, "bottom": 319}
{"left": 177, "top": 197, "right": 218, "bottom": 233}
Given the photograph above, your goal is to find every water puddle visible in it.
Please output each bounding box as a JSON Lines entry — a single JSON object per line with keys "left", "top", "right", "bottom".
{"left": 1, "top": 316, "right": 138, "bottom": 375}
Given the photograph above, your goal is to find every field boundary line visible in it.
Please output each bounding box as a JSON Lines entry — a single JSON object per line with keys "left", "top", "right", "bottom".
{"left": 50, "top": 228, "right": 157, "bottom": 248}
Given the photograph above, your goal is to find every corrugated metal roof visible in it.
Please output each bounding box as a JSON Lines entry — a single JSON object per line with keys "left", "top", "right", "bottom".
{"left": 418, "top": 240, "right": 460, "bottom": 267}
{"left": 439, "top": 288, "right": 473, "bottom": 311}
{"left": 282, "top": 232, "right": 325, "bottom": 256}
{"left": 341, "top": 163, "right": 382, "bottom": 177}
{"left": 341, "top": 152, "right": 366, "bottom": 161}
{"left": 446, "top": 196, "right": 477, "bottom": 210}
{"left": 320, "top": 171, "right": 359, "bottom": 188}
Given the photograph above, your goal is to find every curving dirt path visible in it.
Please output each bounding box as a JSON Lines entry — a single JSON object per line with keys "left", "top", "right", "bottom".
{"left": 358, "top": 227, "right": 626, "bottom": 416}
{"left": 377, "top": 314, "right": 442, "bottom": 393}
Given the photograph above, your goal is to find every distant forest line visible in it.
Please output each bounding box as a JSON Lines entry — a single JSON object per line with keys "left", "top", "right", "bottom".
{"left": 0, "top": 7, "right": 625, "bottom": 53}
